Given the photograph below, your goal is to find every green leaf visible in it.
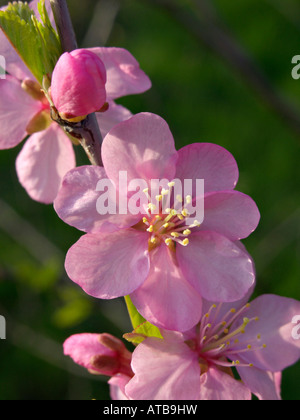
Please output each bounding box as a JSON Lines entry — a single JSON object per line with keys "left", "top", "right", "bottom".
{"left": 124, "top": 296, "right": 163, "bottom": 344}
{"left": 0, "top": 0, "right": 62, "bottom": 84}
{"left": 123, "top": 320, "right": 163, "bottom": 345}
{"left": 124, "top": 295, "right": 146, "bottom": 329}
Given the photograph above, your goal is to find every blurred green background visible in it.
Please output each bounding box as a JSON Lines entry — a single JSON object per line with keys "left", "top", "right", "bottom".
{"left": 0, "top": 0, "right": 299, "bottom": 400}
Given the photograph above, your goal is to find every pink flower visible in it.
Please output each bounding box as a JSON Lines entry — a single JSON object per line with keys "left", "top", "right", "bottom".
{"left": 125, "top": 294, "right": 300, "bottom": 400}
{"left": 63, "top": 333, "right": 132, "bottom": 400}
{"left": 54, "top": 112, "right": 260, "bottom": 332}
{"left": 0, "top": 1, "right": 151, "bottom": 203}
{"left": 51, "top": 49, "right": 107, "bottom": 120}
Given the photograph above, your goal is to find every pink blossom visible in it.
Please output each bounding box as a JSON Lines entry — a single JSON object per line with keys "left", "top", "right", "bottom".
{"left": 51, "top": 49, "right": 107, "bottom": 120}
{"left": 0, "top": 1, "right": 151, "bottom": 203}
{"left": 125, "top": 294, "right": 300, "bottom": 400}
{"left": 54, "top": 112, "right": 260, "bottom": 332}
{"left": 63, "top": 333, "right": 132, "bottom": 400}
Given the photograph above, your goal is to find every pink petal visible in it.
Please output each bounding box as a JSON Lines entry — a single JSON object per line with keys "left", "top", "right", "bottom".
{"left": 199, "top": 367, "right": 251, "bottom": 400}
{"left": 63, "top": 333, "right": 114, "bottom": 372}
{"left": 65, "top": 229, "right": 150, "bottom": 299}
{"left": 131, "top": 244, "right": 203, "bottom": 332}
{"left": 54, "top": 165, "right": 140, "bottom": 234}
{"left": 16, "top": 123, "right": 76, "bottom": 204}
{"left": 0, "top": 76, "right": 42, "bottom": 149}
{"left": 175, "top": 143, "right": 239, "bottom": 194}
{"left": 233, "top": 295, "right": 300, "bottom": 372}
{"left": 109, "top": 374, "right": 131, "bottom": 400}
{"left": 200, "top": 191, "right": 260, "bottom": 241}
{"left": 125, "top": 336, "right": 200, "bottom": 400}
{"left": 177, "top": 231, "right": 255, "bottom": 302}
{"left": 95, "top": 101, "right": 132, "bottom": 139}
{"left": 88, "top": 47, "right": 151, "bottom": 100}
{"left": 237, "top": 367, "right": 281, "bottom": 400}
{"left": 102, "top": 113, "right": 178, "bottom": 189}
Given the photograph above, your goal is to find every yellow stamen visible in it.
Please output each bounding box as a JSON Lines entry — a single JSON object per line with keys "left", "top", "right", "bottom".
{"left": 183, "top": 229, "right": 192, "bottom": 236}
{"left": 182, "top": 209, "right": 189, "bottom": 217}
{"left": 182, "top": 238, "right": 189, "bottom": 246}
{"left": 171, "top": 232, "right": 180, "bottom": 238}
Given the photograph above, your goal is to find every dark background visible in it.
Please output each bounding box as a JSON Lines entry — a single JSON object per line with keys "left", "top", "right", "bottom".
{"left": 0, "top": 0, "right": 299, "bottom": 400}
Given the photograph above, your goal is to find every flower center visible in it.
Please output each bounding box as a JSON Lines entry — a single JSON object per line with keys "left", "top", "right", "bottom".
{"left": 187, "top": 303, "right": 267, "bottom": 371}
{"left": 142, "top": 182, "right": 201, "bottom": 251}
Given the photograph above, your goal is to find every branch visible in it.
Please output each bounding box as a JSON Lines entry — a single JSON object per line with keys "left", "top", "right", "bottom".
{"left": 49, "top": 0, "right": 104, "bottom": 165}
{"left": 144, "top": 0, "right": 300, "bottom": 140}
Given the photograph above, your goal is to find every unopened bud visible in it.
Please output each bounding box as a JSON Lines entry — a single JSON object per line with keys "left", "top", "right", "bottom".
{"left": 90, "top": 354, "right": 120, "bottom": 376}
{"left": 51, "top": 49, "right": 107, "bottom": 121}
{"left": 98, "top": 333, "right": 126, "bottom": 353}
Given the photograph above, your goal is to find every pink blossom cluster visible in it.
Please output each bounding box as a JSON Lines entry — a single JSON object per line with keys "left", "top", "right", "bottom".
{"left": 1, "top": 0, "right": 299, "bottom": 401}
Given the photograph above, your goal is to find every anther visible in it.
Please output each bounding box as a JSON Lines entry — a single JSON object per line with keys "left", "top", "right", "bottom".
{"left": 171, "top": 232, "right": 180, "bottom": 238}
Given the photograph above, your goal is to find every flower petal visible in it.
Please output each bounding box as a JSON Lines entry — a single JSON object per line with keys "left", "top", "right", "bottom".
{"left": 88, "top": 47, "right": 151, "bottom": 100}
{"left": 200, "top": 191, "right": 260, "bottom": 241}
{"left": 125, "top": 335, "right": 200, "bottom": 400}
{"left": 109, "top": 374, "right": 131, "bottom": 400}
{"left": 131, "top": 244, "right": 203, "bottom": 332}
{"left": 237, "top": 367, "right": 281, "bottom": 400}
{"left": 16, "top": 123, "right": 76, "bottom": 203}
{"left": 102, "top": 113, "right": 178, "bottom": 188}
{"left": 54, "top": 165, "right": 140, "bottom": 234}
{"left": 0, "top": 76, "right": 42, "bottom": 149}
{"left": 199, "top": 367, "right": 251, "bottom": 400}
{"left": 65, "top": 229, "right": 150, "bottom": 299}
{"left": 233, "top": 295, "right": 300, "bottom": 372}
{"left": 96, "top": 101, "right": 132, "bottom": 138}
{"left": 177, "top": 231, "right": 255, "bottom": 302}
{"left": 175, "top": 143, "right": 239, "bottom": 194}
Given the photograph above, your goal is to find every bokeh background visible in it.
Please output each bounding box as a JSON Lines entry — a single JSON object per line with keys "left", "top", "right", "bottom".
{"left": 0, "top": 0, "right": 299, "bottom": 400}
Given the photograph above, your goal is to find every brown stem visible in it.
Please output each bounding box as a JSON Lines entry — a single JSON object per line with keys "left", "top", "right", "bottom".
{"left": 49, "top": 0, "right": 103, "bottom": 165}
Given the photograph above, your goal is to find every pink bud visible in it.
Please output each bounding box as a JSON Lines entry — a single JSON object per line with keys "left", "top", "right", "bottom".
{"left": 51, "top": 49, "right": 107, "bottom": 121}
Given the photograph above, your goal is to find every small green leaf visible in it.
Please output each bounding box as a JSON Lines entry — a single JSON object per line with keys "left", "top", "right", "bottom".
{"left": 124, "top": 295, "right": 146, "bottom": 329}
{"left": 0, "top": 0, "right": 62, "bottom": 84}
{"left": 123, "top": 321, "right": 163, "bottom": 345}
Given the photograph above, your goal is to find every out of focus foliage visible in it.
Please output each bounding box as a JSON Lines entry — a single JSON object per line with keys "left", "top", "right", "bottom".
{"left": 0, "top": 0, "right": 299, "bottom": 400}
